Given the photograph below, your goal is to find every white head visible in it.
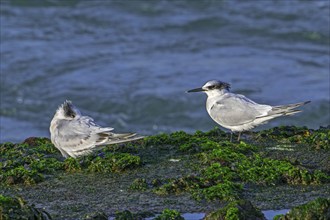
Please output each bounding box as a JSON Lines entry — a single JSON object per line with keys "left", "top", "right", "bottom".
{"left": 187, "top": 80, "right": 231, "bottom": 97}
{"left": 53, "top": 100, "right": 81, "bottom": 120}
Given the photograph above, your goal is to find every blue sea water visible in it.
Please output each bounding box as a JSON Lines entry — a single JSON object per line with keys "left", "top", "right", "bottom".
{"left": 1, "top": 0, "right": 329, "bottom": 143}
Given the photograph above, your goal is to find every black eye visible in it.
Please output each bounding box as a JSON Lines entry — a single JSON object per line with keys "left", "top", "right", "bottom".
{"left": 64, "top": 109, "right": 76, "bottom": 118}
{"left": 208, "top": 85, "right": 216, "bottom": 90}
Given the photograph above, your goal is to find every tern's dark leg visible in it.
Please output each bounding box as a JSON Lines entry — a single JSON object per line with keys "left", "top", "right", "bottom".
{"left": 237, "top": 132, "right": 242, "bottom": 142}
{"left": 230, "top": 132, "right": 233, "bottom": 142}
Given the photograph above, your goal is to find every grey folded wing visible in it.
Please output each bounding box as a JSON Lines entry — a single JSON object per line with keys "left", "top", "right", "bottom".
{"left": 56, "top": 116, "right": 114, "bottom": 157}
{"left": 210, "top": 94, "right": 271, "bottom": 126}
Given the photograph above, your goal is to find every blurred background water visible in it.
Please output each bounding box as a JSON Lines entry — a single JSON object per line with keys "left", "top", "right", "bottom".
{"left": 1, "top": 0, "right": 329, "bottom": 143}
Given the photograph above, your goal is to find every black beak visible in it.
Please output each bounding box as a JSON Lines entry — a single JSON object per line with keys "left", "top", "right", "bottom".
{"left": 186, "top": 87, "right": 205, "bottom": 93}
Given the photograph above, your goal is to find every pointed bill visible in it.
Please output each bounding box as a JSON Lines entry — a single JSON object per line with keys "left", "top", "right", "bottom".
{"left": 186, "top": 87, "right": 205, "bottom": 93}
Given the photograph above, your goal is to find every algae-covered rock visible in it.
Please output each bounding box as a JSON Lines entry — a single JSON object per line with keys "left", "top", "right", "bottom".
{"left": 0, "top": 194, "right": 52, "bottom": 220}
{"left": 151, "top": 128, "right": 329, "bottom": 203}
{"left": 0, "top": 137, "right": 142, "bottom": 186}
{"left": 114, "top": 210, "right": 154, "bottom": 220}
{"left": 200, "top": 181, "right": 242, "bottom": 201}
{"left": 0, "top": 138, "right": 62, "bottom": 185}
{"left": 83, "top": 211, "right": 108, "bottom": 220}
{"left": 153, "top": 175, "right": 201, "bottom": 196}
{"left": 303, "top": 126, "right": 330, "bottom": 150}
{"left": 153, "top": 175, "right": 242, "bottom": 202}
{"left": 204, "top": 199, "right": 265, "bottom": 220}
{"left": 256, "top": 126, "right": 310, "bottom": 140}
{"left": 86, "top": 153, "right": 141, "bottom": 173}
{"left": 114, "top": 210, "right": 134, "bottom": 220}
{"left": 129, "top": 178, "right": 148, "bottom": 191}
{"left": 63, "top": 157, "right": 82, "bottom": 172}
{"left": 255, "top": 126, "right": 330, "bottom": 149}
{"left": 274, "top": 197, "right": 330, "bottom": 220}
{"left": 0, "top": 126, "right": 329, "bottom": 219}
{"left": 154, "top": 209, "right": 184, "bottom": 220}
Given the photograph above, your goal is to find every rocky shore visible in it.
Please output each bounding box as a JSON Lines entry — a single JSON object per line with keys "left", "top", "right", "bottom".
{"left": 1, "top": 126, "right": 329, "bottom": 219}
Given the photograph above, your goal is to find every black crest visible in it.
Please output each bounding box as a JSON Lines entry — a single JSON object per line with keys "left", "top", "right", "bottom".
{"left": 218, "top": 81, "right": 231, "bottom": 90}
{"left": 63, "top": 101, "right": 76, "bottom": 118}
{"left": 206, "top": 80, "right": 231, "bottom": 91}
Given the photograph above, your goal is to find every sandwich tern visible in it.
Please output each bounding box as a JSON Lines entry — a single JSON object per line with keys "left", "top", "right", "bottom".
{"left": 50, "top": 100, "right": 144, "bottom": 158}
{"left": 187, "top": 80, "right": 310, "bottom": 141}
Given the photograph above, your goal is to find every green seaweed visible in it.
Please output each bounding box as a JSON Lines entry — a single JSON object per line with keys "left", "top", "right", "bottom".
{"left": 114, "top": 210, "right": 154, "bottom": 220}
{"left": 0, "top": 194, "right": 52, "bottom": 220}
{"left": 199, "top": 181, "right": 243, "bottom": 201}
{"left": 154, "top": 209, "right": 184, "bottom": 220}
{"left": 0, "top": 137, "right": 142, "bottom": 186}
{"left": 1, "top": 166, "right": 44, "bottom": 185}
{"left": 83, "top": 211, "right": 108, "bottom": 220}
{"left": 129, "top": 178, "right": 148, "bottom": 191}
{"left": 153, "top": 173, "right": 242, "bottom": 202}
{"left": 202, "top": 163, "right": 236, "bottom": 182}
{"left": 274, "top": 197, "right": 330, "bottom": 220}
{"left": 144, "top": 131, "right": 192, "bottom": 146}
{"left": 150, "top": 128, "right": 329, "bottom": 203}
{"left": 255, "top": 126, "right": 330, "bottom": 149}
{"left": 256, "top": 126, "right": 310, "bottom": 141}
{"left": 303, "top": 127, "right": 330, "bottom": 149}
{"left": 87, "top": 153, "right": 141, "bottom": 173}
{"left": 114, "top": 210, "right": 135, "bottom": 220}
{"left": 153, "top": 175, "right": 201, "bottom": 196}
{"left": 235, "top": 153, "right": 327, "bottom": 185}
{"left": 0, "top": 126, "right": 329, "bottom": 219}
{"left": 204, "top": 199, "right": 265, "bottom": 220}
{"left": 63, "top": 157, "right": 82, "bottom": 173}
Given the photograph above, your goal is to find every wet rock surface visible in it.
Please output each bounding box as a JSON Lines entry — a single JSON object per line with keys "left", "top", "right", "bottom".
{"left": 204, "top": 199, "right": 265, "bottom": 220}
{"left": 274, "top": 197, "right": 330, "bottom": 220}
{"left": 0, "top": 126, "right": 329, "bottom": 219}
{"left": 0, "top": 194, "right": 52, "bottom": 220}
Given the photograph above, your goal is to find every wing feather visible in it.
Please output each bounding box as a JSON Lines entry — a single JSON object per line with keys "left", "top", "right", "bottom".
{"left": 209, "top": 93, "right": 271, "bottom": 127}
{"left": 56, "top": 117, "right": 113, "bottom": 157}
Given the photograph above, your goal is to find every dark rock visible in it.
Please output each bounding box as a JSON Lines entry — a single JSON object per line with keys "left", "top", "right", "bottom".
{"left": 204, "top": 199, "right": 266, "bottom": 220}
{"left": 83, "top": 211, "right": 108, "bottom": 220}
{"left": 274, "top": 197, "right": 330, "bottom": 220}
{"left": 0, "top": 194, "right": 52, "bottom": 220}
